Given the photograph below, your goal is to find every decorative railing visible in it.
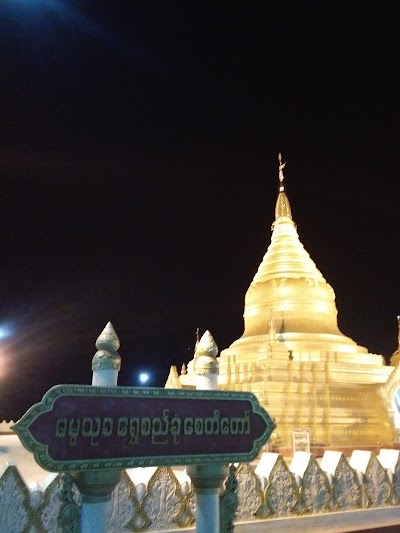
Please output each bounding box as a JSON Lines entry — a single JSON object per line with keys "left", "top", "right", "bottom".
{"left": 1, "top": 449, "right": 400, "bottom": 532}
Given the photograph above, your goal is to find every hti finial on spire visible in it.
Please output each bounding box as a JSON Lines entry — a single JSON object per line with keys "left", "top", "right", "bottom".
{"left": 278, "top": 152, "right": 286, "bottom": 192}
{"left": 273, "top": 153, "right": 292, "bottom": 224}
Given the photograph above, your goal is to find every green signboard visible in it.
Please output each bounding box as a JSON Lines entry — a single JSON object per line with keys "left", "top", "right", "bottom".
{"left": 12, "top": 385, "right": 276, "bottom": 472}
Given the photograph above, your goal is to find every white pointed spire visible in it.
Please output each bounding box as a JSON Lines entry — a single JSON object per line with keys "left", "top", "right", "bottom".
{"left": 195, "top": 330, "right": 218, "bottom": 359}
{"left": 96, "top": 322, "right": 120, "bottom": 352}
{"left": 92, "top": 322, "right": 121, "bottom": 372}
{"left": 194, "top": 330, "right": 219, "bottom": 379}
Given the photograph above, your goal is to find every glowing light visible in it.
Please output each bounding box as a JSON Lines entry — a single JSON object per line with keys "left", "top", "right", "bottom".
{"left": 0, "top": 325, "right": 12, "bottom": 340}
{"left": 138, "top": 372, "right": 151, "bottom": 385}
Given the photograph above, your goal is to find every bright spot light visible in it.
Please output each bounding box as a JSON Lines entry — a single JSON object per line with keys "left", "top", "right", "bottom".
{"left": 138, "top": 372, "right": 151, "bottom": 385}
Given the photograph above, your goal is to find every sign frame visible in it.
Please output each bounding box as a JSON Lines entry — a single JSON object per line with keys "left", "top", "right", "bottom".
{"left": 12, "top": 384, "right": 276, "bottom": 472}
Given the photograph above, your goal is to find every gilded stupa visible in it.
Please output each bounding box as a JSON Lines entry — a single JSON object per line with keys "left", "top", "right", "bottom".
{"left": 166, "top": 155, "right": 398, "bottom": 454}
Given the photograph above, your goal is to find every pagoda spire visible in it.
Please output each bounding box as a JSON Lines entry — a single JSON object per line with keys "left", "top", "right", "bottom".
{"left": 274, "top": 152, "right": 292, "bottom": 222}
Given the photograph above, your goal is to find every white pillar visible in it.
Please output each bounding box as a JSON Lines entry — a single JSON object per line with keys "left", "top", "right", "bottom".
{"left": 92, "top": 368, "right": 118, "bottom": 386}
{"left": 91, "top": 322, "right": 121, "bottom": 387}
{"left": 73, "top": 468, "right": 122, "bottom": 533}
{"left": 195, "top": 372, "right": 218, "bottom": 391}
{"left": 187, "top": 463, "right": 228, "bottom": 533}
{"left": 76, "top": 322, "right": 122, "bottom": 533}
{"left": 80, "top": 496, "right": 111, "bottom": 533}
{"left": 188, "top": 330, "right": 227, "bottom": 533}
{"left": 195, "top": 490, "right": 220, "bottom": 531}
{"left": 193, "top": 330, "right": 219, "bottom": 392}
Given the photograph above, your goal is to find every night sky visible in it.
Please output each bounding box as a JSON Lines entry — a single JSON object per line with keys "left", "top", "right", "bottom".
{"left": 0, "top": 2, "right": 399, "bottom": 420}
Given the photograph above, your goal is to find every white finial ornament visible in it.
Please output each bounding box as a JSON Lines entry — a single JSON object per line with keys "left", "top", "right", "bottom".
{"left": 92, "top": 322, "right": 121, "bottom": 372}
{"left": 193, "top": 330, "right": 219, "bottom": 391}
{"left": 195, "top": 330, "right": 218, "bottom": 359}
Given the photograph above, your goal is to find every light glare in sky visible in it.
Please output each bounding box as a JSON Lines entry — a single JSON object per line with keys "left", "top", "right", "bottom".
{"left": 138, "top": 372, "right": 150, "bottom": 384}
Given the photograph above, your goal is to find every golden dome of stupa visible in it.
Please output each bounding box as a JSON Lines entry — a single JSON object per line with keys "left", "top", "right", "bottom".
{"left": 240, "top": 153, "right": 366, "bottom": 356}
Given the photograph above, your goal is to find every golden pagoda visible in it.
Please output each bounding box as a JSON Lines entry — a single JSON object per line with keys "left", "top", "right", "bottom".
{"left": 166, "top": 155, "right": 399, "bottom": 454}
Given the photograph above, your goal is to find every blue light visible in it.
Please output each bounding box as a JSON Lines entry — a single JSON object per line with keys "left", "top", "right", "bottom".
{"left": 138, "top": 372, "right": 151, "bottom": 385}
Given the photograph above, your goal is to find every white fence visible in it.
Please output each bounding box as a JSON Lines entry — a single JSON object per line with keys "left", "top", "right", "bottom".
{"left": 1, "top": 449, "right": 400, "bottom": 532}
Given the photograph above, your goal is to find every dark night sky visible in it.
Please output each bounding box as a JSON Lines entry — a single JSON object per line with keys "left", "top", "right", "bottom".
{"left": 0, "top": 2, "right": 399, "bottom": 419}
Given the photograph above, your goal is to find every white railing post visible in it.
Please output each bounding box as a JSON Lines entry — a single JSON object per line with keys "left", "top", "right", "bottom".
{"left": 73, "top": 322, "right": 122, "bottom": 533}
{"left": 186, "top": 330, "right": 228, "bottom": 533}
